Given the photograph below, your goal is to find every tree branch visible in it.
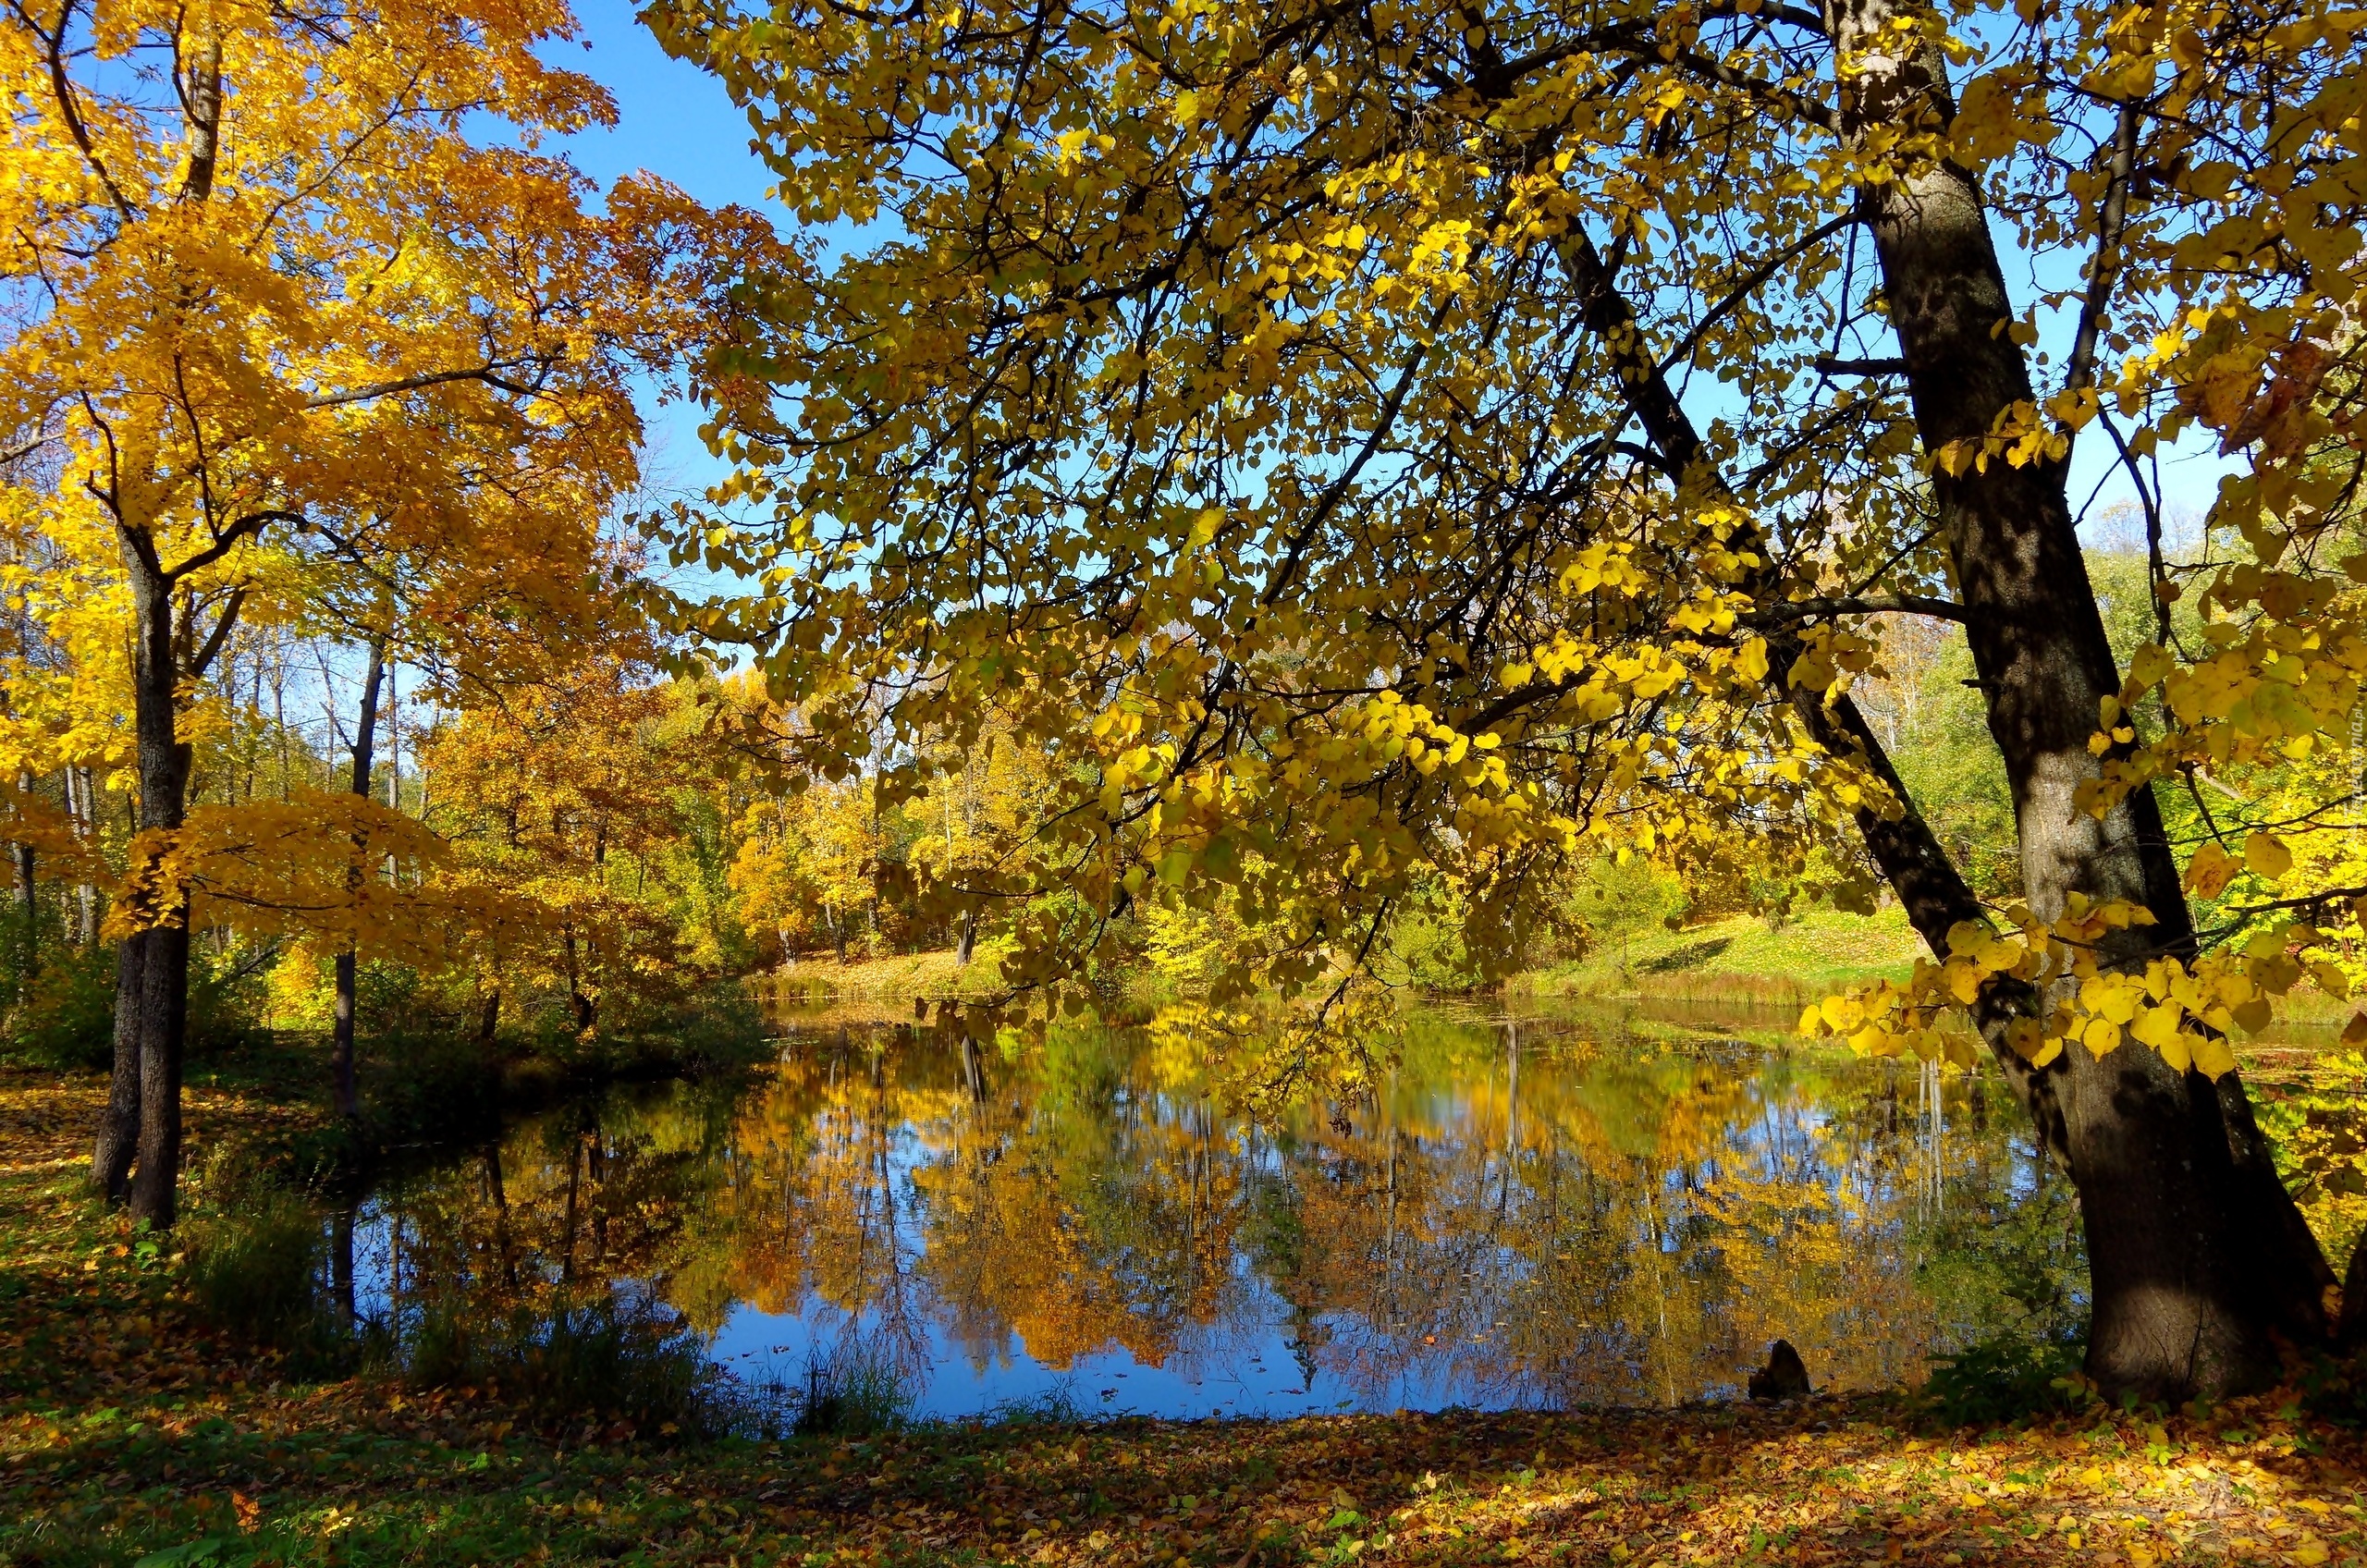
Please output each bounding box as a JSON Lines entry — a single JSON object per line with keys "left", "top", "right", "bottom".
{"left": 185, "top": 586, "right": 247, "bottom": 680}
{"left": 1656, "top": 212, "right": 1861, "bottom": 375}
{"left": 1750, "top": 594, "right": 1968, "bottom": 625}
{"left": 2065, "top": 102, "right": 2141, "bottom": 404}
{"left": 165, "top": 509, "right": 304, "bottom": 582}
{"left": 303, "top": 365, "right": 542, "bottom": 410}
{"left": 1814, "top": 355, "right": 1907, "bottom": 376}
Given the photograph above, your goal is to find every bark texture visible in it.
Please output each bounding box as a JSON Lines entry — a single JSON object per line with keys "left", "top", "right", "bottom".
{"left": 1826, "top": 0, "right": 2331, "bottom": 1398}
{"left": 120, "top": 551, "right": 192, "bottom": 1228}
{"left": 92, "top": 934, "right": 145, "bottom": 1202}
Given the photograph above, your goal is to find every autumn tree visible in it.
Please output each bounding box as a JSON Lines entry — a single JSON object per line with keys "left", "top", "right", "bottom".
{"left": 730, "top": 775, "right": 886, "bottom": 963}
{"left": 650, "top": 0, "right": 2367, "bottom": 1397}
{"left": 424, "top": 660, "right": 751, "bottom": 1043}
{"left": 0, "top": 0, "right": 755, "bottom": 1223}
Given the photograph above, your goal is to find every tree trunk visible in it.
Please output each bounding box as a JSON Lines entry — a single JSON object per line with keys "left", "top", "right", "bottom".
{"left": 92, "top": 933, "right": 145, "bottom": 1202}
{"left": 955, "top": 905, "right": 977, "bottom": 968}
{"left": 121, "top": 551, "right": 193, "bottom": 1229}
{"left": 67, "top": 766, "right": 98, "bottom": 947}
{"left": 11, "top": 771, "right": 34, "bottom": 979}
{"left": 1828, "top": 0, "right": 2332, "bottom": 1398}
{"left": 561, "top": 925, "right": 596, "bottom": 1036}
{"left": 1556, "top": 72, "right": 2324, "bottom": 1391}
{"left": 333, "top": 637, "right": 386, "bottom": 1122}
{"left": 97, "top": 21, "right": 224, "bottom": 1230}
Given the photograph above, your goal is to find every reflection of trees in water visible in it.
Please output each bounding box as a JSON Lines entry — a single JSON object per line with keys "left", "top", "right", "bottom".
{"left": 348, "top": 1084, "right": 743, "bottom": 1331}
{"left": 351, "top": 1011, "right": 2086, "bottom": 1408}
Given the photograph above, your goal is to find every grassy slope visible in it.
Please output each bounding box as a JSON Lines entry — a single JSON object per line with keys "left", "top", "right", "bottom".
{"left": 1513, "top": 906, "right": 1927, "bottom": 1009}
{"left": 7, "top": 1072, "right": 2367, "bottom": 1567}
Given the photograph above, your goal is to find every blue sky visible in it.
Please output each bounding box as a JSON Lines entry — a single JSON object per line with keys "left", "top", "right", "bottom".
{"left": 539, "top": 0, "right": 789, "bottom": 508}
{"left": 549, "top": 2, "right": 2228, "bottom": 556}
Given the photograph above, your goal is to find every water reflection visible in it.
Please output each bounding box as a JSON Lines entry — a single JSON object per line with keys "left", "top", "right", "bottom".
{"left": 339, "top": 1007, "right": 2089, "bottom": 1418}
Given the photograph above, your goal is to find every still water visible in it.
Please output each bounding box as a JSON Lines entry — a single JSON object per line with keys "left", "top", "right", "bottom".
{"left": 343, "top": 1005, "right": 2091, "bottom": 1419}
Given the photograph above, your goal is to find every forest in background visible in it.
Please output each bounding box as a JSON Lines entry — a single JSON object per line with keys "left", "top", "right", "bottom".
{"left": 0, "top": 532, "right": 2204, "bottom": 1072}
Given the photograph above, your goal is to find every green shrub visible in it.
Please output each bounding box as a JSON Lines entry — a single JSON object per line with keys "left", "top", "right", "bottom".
{"left": 1919, "top": 1331, "right": 2091, "bottom": 1428}
{"left": 4, "top": 942, "right": 116, "bottom": 1070}
{"left": 399, "top": 1294, "right": 745, "bottom": 1440}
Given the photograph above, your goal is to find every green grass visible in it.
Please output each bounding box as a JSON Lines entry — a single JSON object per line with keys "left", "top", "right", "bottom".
{"left": 1513, "top": 906, "right": 1926, "bottom": 1008}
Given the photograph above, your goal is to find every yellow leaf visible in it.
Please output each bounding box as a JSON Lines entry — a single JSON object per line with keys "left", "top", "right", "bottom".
{"left": 2243, "top": 833, "right": 2293, "bottom": 880}
{"left": 2186, "top": 842, "right": 2239, "bottom": 899}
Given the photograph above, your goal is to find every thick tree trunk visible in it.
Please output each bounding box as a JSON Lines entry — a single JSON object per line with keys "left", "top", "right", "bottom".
{"left": 1560, "top": 116, "right": 2322, "bottom": 1394}
{"left": 1827, "top": 0, "right": 2331, "bottom": 1398}
{"left": 955, "top": 905, "right": 977, "bottom": 968}
{"left": 120, "top": 555, "right": 193, "bottom": 1229}
{"left": 92, "top": 933, "right": 145, "bottom": 1202}
{"left": 333, "top": 638, "right": 386, "bottom": 1122}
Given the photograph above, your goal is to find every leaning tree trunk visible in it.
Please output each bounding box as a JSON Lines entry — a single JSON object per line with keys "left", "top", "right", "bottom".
{"left": 332, "top": 636, "right": 386, "bottom": 1121}
{"left": 1828, "top": 0, "right": 2332, "bottom": 1399}
{"left": 118, "top": 549, "right": 193, "bottom": 1229}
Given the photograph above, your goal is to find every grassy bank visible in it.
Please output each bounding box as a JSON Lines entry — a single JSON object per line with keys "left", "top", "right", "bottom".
{"left": 760, "top": 947, "right": 1016, "bottom": 1020}
{"left": 6, "top": 1072, "right": 2367, "bottom": 1567}
{"left": 1511, "top": 908, "right": 1927, "bottom": 1010}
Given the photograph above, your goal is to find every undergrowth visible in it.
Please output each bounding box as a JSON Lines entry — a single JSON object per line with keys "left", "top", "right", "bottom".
{"left": 1919, "top": 1331, "right": 2093, "bottom": 1429}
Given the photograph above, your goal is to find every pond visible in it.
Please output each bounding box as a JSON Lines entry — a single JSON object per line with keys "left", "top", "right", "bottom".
{"left": 325, "top": 1003, "right": 2118, "bottom": 1420}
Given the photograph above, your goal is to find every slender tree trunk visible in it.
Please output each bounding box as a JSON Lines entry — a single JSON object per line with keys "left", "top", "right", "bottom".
{"left": 333, "top": 638, "right": 386, "bottom": 1122}
{"left": 11, "top": 771, "right": 34, "bottom": 980}
{"left": 1826, "top": 0, "right": 2330, "bottom": 1398}
{"left": 67, "top": 766, "right": 97, "bottom": 947}
{"left": 561, "top": 925, "right": 595, "bottom": 1035}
